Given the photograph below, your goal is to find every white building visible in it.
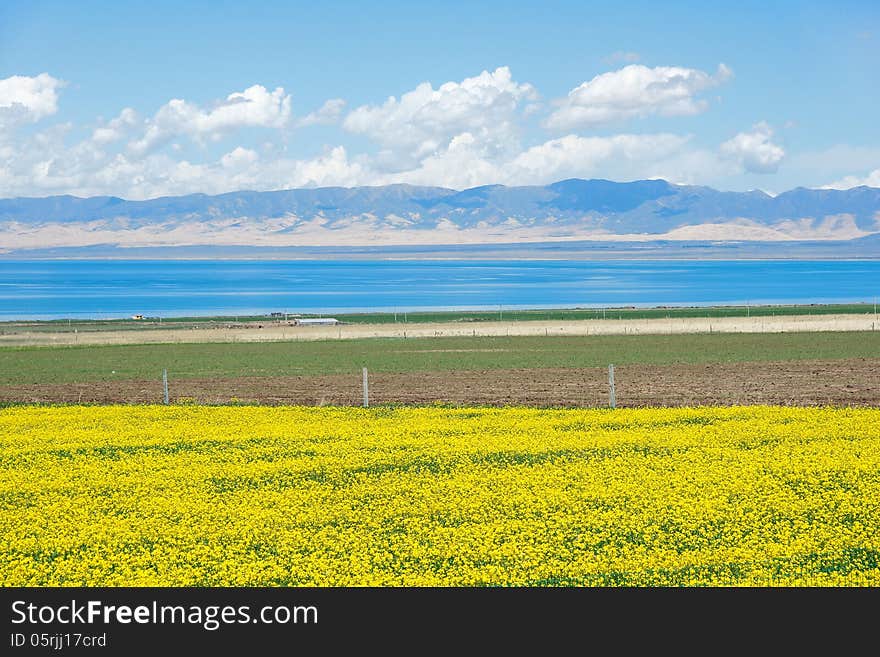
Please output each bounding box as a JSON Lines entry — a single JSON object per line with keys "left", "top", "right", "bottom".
{"left": 293, "top": 318, "right": 340, "bottom": 326}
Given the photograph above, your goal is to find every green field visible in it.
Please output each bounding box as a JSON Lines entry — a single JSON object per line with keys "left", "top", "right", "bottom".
{"left": 315, "top": 303, "right": 879, "bottom": 324}
{"left": 1, "top": 331, "right": 878, "bottom": 385}
{"left": 2, "top": 302, "right": 876, "bottom": 334}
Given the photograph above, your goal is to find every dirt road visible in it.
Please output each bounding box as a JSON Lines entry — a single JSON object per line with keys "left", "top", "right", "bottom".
{"left": 1, "top": 313, "right": 877, "bottom": 347}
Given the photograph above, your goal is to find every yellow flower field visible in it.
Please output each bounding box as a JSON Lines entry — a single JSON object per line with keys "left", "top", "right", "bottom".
{"left": 1, "top": 405, "right": 878, "bottom": 586}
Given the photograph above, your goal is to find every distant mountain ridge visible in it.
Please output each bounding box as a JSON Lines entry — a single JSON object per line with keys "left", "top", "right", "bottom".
{"left": 1, "top": 179, "right": 879, "bottom": 253}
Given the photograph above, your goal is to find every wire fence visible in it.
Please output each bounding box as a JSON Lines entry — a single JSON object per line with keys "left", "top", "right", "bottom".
{"left": 4, "top": 359, "right": 877, "bottom": 409}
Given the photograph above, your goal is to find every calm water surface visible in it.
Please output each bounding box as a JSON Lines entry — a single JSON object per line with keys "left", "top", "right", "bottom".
{"left": 0, "top": 259, "right": 877, "bottom": 320}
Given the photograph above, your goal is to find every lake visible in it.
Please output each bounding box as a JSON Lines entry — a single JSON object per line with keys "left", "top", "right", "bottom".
{"left": 0, "top": 259, "right": 878, "bottom": 320}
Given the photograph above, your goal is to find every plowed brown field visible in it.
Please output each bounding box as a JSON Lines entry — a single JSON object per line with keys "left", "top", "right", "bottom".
{"left": 3, "top": 359, "right": 876, "bottom": 407}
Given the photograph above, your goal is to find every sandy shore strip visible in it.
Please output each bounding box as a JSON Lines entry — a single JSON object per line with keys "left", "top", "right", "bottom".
{"left": 1, "top": 313, "right": 878, "bottom": 347}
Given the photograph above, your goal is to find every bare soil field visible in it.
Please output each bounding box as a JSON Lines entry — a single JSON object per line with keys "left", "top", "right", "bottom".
{"left": 2, "top": 313, "right": 877, "bottom": 347}
{"left": 3, "top": 359, "right": 876, "bottom": 407}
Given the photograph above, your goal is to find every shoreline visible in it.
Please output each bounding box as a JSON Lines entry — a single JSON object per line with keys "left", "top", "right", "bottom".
{"left": 3, "top": 238, "right": 878, "bottom": 262}
{"left": 2, "top": 313, "right": 876, "bottom": 347}
{"left": 2, "top": 302, "right": 877, "bottom": 326}
{"left": 3, "top": 254, "right": 880, "bottom": 262}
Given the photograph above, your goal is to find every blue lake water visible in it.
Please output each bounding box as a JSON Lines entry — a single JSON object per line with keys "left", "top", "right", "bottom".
{"left": 0, "top": 259, "right": 878, "bottom": 320}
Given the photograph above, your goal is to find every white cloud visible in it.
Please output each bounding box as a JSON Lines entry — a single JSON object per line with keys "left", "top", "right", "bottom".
{"left": 297, "top": 98, "right": 346, "bottom": 127}
{"left": 774, "top": 145, "right": 880, "bottom": 190}
{"left": 2, "top": 116, "right": 707, "bottom": 198}
{"left": 0, "top": 125, "right": 372, "bottom": 199}
{"left": 127, "top": 84, "right": 291, "bottom": 157}
{"left": 343, "top": 67, "right": 537, "bottom": 166}
{"left": 545, "top": 63, "right": 732, "bottom": 130}
{"left": 2, "top": 66, "right": 867, "bottom": 200}
{"left": 0, "top": 73, "right": 65, "bottom": 126}
{"left": 380, "top": 132, "right": 502, "bottom": 189}
{"left": 508, "top": 133, "right": 695, "bottom": 185}
{"left": 380, "top": 132, "right": 697, "bottom": 189}
{"left": 287, "top": 146, "right": 367, "bottom": 188}
{"left": 0, "top": 110, "right": 753, "bottom": 199}
{"left": 220, "top": 146, "right": 258, "bottom": 170}
{"left": 0, "top": 79, "right": 359, "bottom": 199}
{"left": 719, "top": 122, "right": 785, "bottom": 174}
{"left": 91, "top": 108, "right": 139, "bottom": 145}
{"left": 822, "top": 168, "right": 880, "bottom": 190}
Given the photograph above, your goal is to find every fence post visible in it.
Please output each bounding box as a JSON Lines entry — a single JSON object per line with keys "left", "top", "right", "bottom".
{"left": 162, "top": 368, "right": 169, "bottom": 405}
{"left": 608, "top": 364, "right": 616, "bottom": 409}
{"left": 362, "top": 367, "right": 369, "bottom": 408}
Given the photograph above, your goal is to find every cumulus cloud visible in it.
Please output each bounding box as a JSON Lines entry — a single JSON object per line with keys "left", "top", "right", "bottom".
{"left": 508, "top": 133, "right": 692, "bottom": 183}
{"left": 297, "top": 98, "right": 346, "bottom": 127}
{"left": 288, "top": 146, "right": 368, "bottom": 188}
{"left": 378, "top": 132, "right": 696, "bottom": 189}
{"left": 0, "top": 109, "right": 732, "bottom": 199}
{"left": 380, "top": 132, "right": 503, "bottom": 189}
{"left": 1, "top": 115, "right": 706, "bottom": 199}
{"left": 0, "top": 66, "right": 832, "bottom": 200}
{"left": 127, "top": 84, "right": 291, "bottom": 157}
{"left": 343, "top": 67, "right": 537, "bottom": 166}
{"left": 0, "top": 79, "right": 364, "bottom": 199}
{"left": 220, "top": 146, "right": 259, "bottom": 170}
{"left": 0, "top": 73, "right": 65, "bottom": 126}
{"left": 91, "top": 108, "right": 139, "bottom": 145}
{"left": 822, "top": 168, "right": 880, "bottom": 190}
{"left": 719, "top": 122, "right": 785, "bottom": 174}
{"left": 0, "top": 114, "right": 372, "bottom": 199}
{"left": 127, "top": 145, "right": 368, "bottom": 198}
{"left": 545, "top": 63, "right": 732, "bottom": 130}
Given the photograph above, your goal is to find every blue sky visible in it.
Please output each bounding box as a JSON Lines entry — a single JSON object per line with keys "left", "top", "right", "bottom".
{"left": 1, "top": 0, "right": 878, "bottom": 199}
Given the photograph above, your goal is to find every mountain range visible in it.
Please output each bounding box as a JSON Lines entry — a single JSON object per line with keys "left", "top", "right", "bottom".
{"left": 1, "top": 179, "right": 879, "bottom": 255}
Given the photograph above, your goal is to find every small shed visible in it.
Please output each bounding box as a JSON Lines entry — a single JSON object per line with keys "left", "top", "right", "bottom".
{"left": 294, "top": 318, "right": 340, "bottom": 326}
